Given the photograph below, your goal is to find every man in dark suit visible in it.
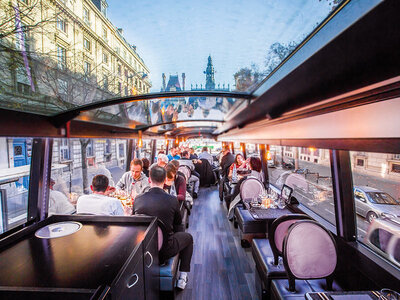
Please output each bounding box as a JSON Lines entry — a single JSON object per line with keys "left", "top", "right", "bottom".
{"left": 220, "top": 146, "right": 235, "bottom": 177}
{"left": 219, "top": 146, "right": 235, "bottom": 201}
{"left": 133, "top": 165, "right": 193, "bottom": 290}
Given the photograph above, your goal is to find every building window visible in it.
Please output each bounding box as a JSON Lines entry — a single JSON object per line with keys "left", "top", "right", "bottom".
{"left": 357, "top": 159, "right": 364, "bottom": 167}
{"left": 57, "top": 17, "right": 67, "bottom": 33}
{"left": 60, "top": 139, "right": 70, "bottom": 161}
{"left": 118, "top": 143, "right": 125, "bottom": 157}
{"left": 86, "top": 140, "right": 94, "bottom": 157}
{"left": 124, "top": 86, "right": 128, "bottom": 96}
{"left": 101, "top": 0, "right": 108, "bottom": 17}
{"left": 105, "top": 139, "right": 111, "bottom": 154}
{"left": 83, "top": 37, "right": 91, "bottom": 51}
{"left": 84, "top": 61, "right": 91, "bottom": 78}
{"left": 102, "top": 26, "right": 107, "bottom": 41}
{"left": 57, "top": 45, "right": 66, "bottom": 69}
{"left": 102, "top": 52, "right": 108, "bottom": 64}
{"left": 117, "top": 64, "right": 121, "bottom": 76}
{"left": 392, "top": 163, "right": 400, "bottom": 173}
{"left": 115, "top": 46, "right": 120, "bottom": 55}
{"left": 15, "top": 23, "right": 30, "bottom": 52}
{"left": 393, "top": 154, "right": 400, "bottom": 160}
{"left": 83, "top": 7, "right": 90, "bottom": 25}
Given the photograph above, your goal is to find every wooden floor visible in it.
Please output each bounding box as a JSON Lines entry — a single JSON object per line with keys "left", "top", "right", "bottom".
{"left": 176, "top": 186, "right": 259, "bottom": 300}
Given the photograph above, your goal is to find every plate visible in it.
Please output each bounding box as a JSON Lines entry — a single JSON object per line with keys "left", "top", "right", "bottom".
{"left": 35, "top": 221, "right": 83, "bottom": 239}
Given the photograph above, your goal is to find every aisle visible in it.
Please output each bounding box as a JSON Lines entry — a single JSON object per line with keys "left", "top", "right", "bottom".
{"left": 176, "top": 186, "right": 259, "bottom": 300}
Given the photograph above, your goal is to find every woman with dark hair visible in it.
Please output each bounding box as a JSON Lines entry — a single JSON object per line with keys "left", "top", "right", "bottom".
{"left": 164, "top": 163, "right": 186, "bottom": 202}
{"left": 228, "top": 153, "right": 248, "bottom": 178}
{"left": 248, "top": 157, "right": 263, "bottom": 183}
{"left": 141, "top": 158, "right": 150, "bottom": 177}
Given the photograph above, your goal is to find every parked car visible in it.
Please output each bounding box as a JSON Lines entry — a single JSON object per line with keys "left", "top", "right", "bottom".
{"left": 364, "top": 218, "right": 400, "bottom": 268}
{"left": 354, "top": 186, "right": 400, "bottom": 223}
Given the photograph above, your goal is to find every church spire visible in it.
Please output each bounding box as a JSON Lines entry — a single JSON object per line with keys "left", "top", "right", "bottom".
{"left": 204, "top": 55, "right": 215, "bottom": 90}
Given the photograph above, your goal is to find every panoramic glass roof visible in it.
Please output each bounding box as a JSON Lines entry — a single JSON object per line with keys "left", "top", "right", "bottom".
{"left": 0, "top": 0, "right": 343, "bottom": 132}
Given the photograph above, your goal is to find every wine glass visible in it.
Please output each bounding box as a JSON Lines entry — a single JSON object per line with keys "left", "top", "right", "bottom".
{"left": 380, "top": 289, "right": 400, "bottom": 300}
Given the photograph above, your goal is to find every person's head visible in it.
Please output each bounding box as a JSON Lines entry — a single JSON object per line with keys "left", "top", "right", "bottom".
{"left": 141, "top": 158, "right": 150, "bottom": 170}
{"left": 202, "top": 146, "right": 208, "bottom": 153}
{"left": 222, "top": 146, "right": 230, "bottom": 155}
{"left": 157, "top": 154, "right": 169, "bottom": 167}
{"left": 49, "top": 178, "right": 56, "bottom": 190}
{"left": 158, "top": 150, "right": 165, "bottom": 155}
{"left": 249, "top": 157, "right": 262, "bottom": 172}
{"left": 170, "top": 147, "right": 177, "bottom": 156}
{"left": 165, "top": 163, "right": 177, "bottom": 186}
{"left": 130, "top": 158, "right": 143, "bottom": 180}
{"left": 170, "top": 159, "right": 180, "bottom": 169}
{"left": 190, "top": 148, "right": 195, "bottom": 154}
{"left": 91, "top": 175, "right": 109, "bottom": 193}
{"left": 235, "top": 154, "right": 245, "bottom": 165}
{"left": 181, "top": 150, "right": 189, "bottom": 158}
{"left": 149, "top": 165, "right": 167, "bottom": 188}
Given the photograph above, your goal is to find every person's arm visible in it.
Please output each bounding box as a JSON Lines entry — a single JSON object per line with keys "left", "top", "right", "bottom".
{"left": 116, "top": 173, "right": 126, "bottom": 190}
{"left": 173, "top": 199, "right": 184, "bottom": 232}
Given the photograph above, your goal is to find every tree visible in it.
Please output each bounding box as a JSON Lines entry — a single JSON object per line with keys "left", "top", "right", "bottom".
{"left": 264, "top": 41, "right": 298, "bottom": 75}
{"left": 233, "top": 64, "right": 264, "bottom": 92}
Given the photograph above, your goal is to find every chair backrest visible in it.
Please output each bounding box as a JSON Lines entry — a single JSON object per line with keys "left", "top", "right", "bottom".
{"left": 178, "top": 165, "right": 191, "bottom": 182}
{"left": 240, "top": 177, "right": 264, "bottom": 200}
{"left": 283, "top": 220, "right": 337, "bottom": 292}
{"left": 269, "top": 214, "right": 312, "bottom": 265}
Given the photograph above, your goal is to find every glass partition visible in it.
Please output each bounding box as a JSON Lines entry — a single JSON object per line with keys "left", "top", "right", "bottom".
{"left": 0, "top": 137, "right": 32, "bottom": 234}
{"left": 350, "top": 151, "right": 400, "bottom": 267}
{"left": 49, "top": 138, "right": 129, "bottom": 215}
{"left": 269, "top": 145, "right": 335, "bottom": 225}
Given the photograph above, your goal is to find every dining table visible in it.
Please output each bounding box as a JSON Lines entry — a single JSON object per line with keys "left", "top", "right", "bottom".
{"left": 243, "top": 198, "right": 292, "bottom": 220}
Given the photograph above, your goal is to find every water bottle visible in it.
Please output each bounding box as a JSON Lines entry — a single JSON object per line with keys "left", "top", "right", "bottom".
{"left": 232, "top": 164, "right": 238, "bottom": 183}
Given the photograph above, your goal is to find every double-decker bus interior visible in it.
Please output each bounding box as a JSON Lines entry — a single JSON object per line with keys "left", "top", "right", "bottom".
{"left": 0, "top": 0, "right": 400, "bottom": 299}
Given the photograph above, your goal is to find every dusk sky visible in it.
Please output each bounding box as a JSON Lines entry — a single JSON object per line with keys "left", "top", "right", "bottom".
{"left": 108, "top": 0, "right": 334, "bottom": 92}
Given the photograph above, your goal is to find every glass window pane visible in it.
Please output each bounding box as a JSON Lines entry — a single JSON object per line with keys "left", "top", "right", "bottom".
{"left": 0, "top": 137, "right": 32, "bottom": 234}
{"left": 269, "top": 146, "right": 335, "bottom": 225}
{"left": 49, "top": 138, "right": 129, "bottom": 216}
{"left": 350, "top": 151, "right": 400, "bottom": 266}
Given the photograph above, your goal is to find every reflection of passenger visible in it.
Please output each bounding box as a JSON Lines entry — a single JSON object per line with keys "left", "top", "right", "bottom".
{"left": 77, "top": 175, "right": 124, "bottom": 215}
{"left": 89, "top": 163, "right": 115, "bottom": 187}
{"left": 48, "top": 178, "right": 75, "bottom": 215}
{"left": 116, "top": 159, "right": 149, "bottom": 197}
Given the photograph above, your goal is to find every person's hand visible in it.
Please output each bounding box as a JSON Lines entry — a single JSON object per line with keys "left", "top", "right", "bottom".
{"left": 105, "top": 186, "right": 116, "bottom": 196}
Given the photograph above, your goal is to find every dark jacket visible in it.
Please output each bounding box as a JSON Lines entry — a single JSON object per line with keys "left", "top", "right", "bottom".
{"left": 133, "top": 187, "right": 183, "bottom": 235}
{"left": 195, "top": 158, "right": 215, "bottom": 186}
{"left": 220, "top": 152, "right": 235, "bottom": 177}
{"left": 175, "top": 174, "right": 186, "bottom": 202}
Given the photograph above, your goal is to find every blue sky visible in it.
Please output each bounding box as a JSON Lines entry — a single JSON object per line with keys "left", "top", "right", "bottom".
{"left": 108, "top": 0, "right": 333, "bottom": 92}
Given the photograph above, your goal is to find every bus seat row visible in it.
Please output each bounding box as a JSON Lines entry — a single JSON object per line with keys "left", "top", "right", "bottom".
{"left": 251, "top": 215, "right": 343, "bottom": 300}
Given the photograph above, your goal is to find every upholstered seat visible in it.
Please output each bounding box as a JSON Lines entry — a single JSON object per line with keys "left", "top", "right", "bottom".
{"left": 270, "top": 220, "right": 342, "bottom": 299}
{"left": 160, "top": 254, "right": 180, "bottom": 291}
{"left": 252, "top": 214, "right": 312, "bottom": 300}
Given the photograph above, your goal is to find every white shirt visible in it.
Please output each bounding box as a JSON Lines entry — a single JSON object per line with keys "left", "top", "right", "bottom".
{"left": 198, "top": 151, "right": 213, "bottom": 166}
{"left": 77, "top": 193, "right": 124, "bottom": 216}
{"left": 49, "top": 190, "right": 75, "bottom": 215}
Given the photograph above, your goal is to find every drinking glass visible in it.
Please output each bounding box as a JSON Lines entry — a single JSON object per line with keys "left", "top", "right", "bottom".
{"left": 380, "top": 289, "right": 400, "bottom": 300}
